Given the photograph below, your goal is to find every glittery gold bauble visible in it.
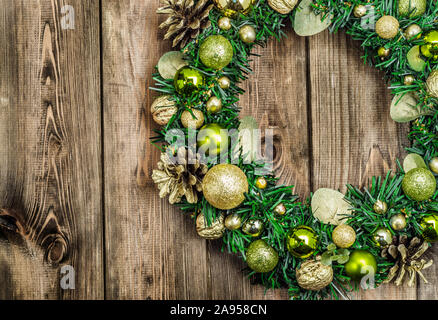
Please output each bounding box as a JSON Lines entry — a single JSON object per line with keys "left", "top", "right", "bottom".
{"left": 239, "top": 25, "right": 256, "bottom": 44}
{"left": 206, "top": 96, "right": 223, "bottom": 113}
{"left": 373, "top": 200, "right": 388, "bottom": 215}
{"left": 421, "top": 31, "right": 438, "bottom": 61}
{"left": 404, "top": 74, "right": 415, "bottom": 86}
{"left": 246, "top": 240, "right": 279, "bottom": 273}
{"left": 420, "top": 213, "right": 438, "bottom": 242}
{"left": 218, "top": 16, "right": 232, "bottom": 31}
{"left": 268, "top": 0, "right": 298, "bottom": 14}
{"left": 287, "top": 225, "right": 319, "bottom": 259}
{"left": 181, "top": 109, "right": 204, "bottom": 129}
{"left": 426, "top": 70, "right": 438, "bottom": 98}
{"left": 218, "top": 76, "right": 231, "bottom": 89}
{"left": 375, "top": 15, "right": 399, "bottom": 39}
{"left": 199, "top": 35, "right": 234, "bottom": 70}
{"left": 390, "top": 214, "right": 407, "bottom": 231}
{"left": 202, "top": 164, "right": 248, "bottom": 210}
{"left": 213, "top": 0, "right": 254, "bottom": 17}
{"left": 296, "top": 260, "right": 333, "bottom": 291}
{"left": 225, "top": 213, "right": 242, "bottom": 230}
{"left": 345, "top": 250, "right": 377, "bottom": 281}
{"left": 405, "top": 24, "right": 422, "bottom": 40}
{"left": 242, "top": 219, "right": 264, "bottom": 237}
{"left": 372, "top": 227, "right": 393, "bottom": 248}
{"left": 197, "top": 123, "right": 229, "bottom": 156}
{"left": 150, "top": 95, "right": 177, "bottom": 126}
{"left": 353, "top": 5, "right": 367, "bottom": 18}
{"left": 196, "top": 212, "right": 225, "bottom": 239}
{"left": 378, "top": 47, "right": 391, "bottom": 59}
{"left": 332, "top": 224, "right": 356, "bottom": 248}
{"left": 255, "top": 176, "right": 267, "bottom": 189}
{"left": 429, "top": 157, "right": 438, "bottom": 174}
{"left": 174, "top": 67, "right": 204, "bottom": 94}
{"left": 274, "top": 203, "right": 286, "bottom": 215}
{"left": 402, "top": 167, "right": 436, "bottom": 201}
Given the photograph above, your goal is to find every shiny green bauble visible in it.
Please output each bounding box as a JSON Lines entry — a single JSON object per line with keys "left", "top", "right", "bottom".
{"left": 402, "top": 167, "right": 436, "bottom": 201}
{"left": 242, "top": 219, "right": 264, "bottom": 237}
{"left": 286, "top": 225, "right": 319, "bottom": 259}
{"left": 420, "top": 214, "right": 438, "bottom": 242}
{"left": 421, "top": 30, "right": 438, "bottom": 61}
{"left": 174, "top": 67, "right": 204, "bottom": 94}
{"left": 199, "top": 35, "right": 234, "bottom": 70}
{"left": 197, "top": 123, "right": 229, "bottom": 156}
{"left": 213, "top": 0, "right": 254, "bottom": 17}
{"left": 372, "top": 227, "right": 393, "bottom": 248}
{"left": 246, "top": 240, "right": 279, "bottom": 273}
{"left": 345, "top": 250, "right": 377, "bottom": 281}
{"left": 398, "top": 0, "right": 426, "bottom": 18}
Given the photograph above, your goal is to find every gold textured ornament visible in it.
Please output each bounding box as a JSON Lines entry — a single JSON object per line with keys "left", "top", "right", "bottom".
{"left": 218, "top": 16, "right": 232, "bottom": 31}
{"left": 353, "top": 4, "right": 367, "bottom": 18}
{"left": 239, "top": 25, "right": 256, "bottom": 44}
{"left": 420, "top": 214, "right": 438, "bottom": 242}
{"left": 181, "top": 109, "right": 205, "bottom": 129}
{"left": 390, "top": 213, "right": 407, "bottom": 231}
{"left": 332, "top": 224, "right": 356, "bottom": 248}
{"left": 404, "top": 75, "right": 415, "bottom": 86}
{"left": 199, "top": 35, "right": 234, "bottom": 70}
{"left": 377, "top": 46, "right": 390, "bottom": 59}
{"left": 246, "top": 240, "right": 279, "bottom": 273}
{"left": 405, "top": 24, "right": 422, "bottom": 40}
{"left": 213, "top": 0, "right": 254, "bottom": 17}
{"left": 375, "top": 15, "right": 399, "bottom": 39}
{"left": 421, "top": 31, "right": 438, "bottom": 61}
{"left": 426, "top": 70, "right": 438, "bottom": 98}
{"left": 268, "top": 0, "right": 298, "bottom": 14}
{"left": 242, "top": 219, "right": 264, "bottom": 237}
{"left": 255, "top": 176, "right": 268, "bottom": 189}
{"left": 372, "top": 227, "right": 393, "bottom": 248}
{"left": 225, "top": 213, "right": 242, "bottom": 230}
{"left": 202, "top": 164, "right": 248, "bottom": 210}
{"left": 296, "top": 260, "right": 333, "bottom": 291}
{"left": 287, "top": 225, "right": 319, "bottom": 259}
{"left": 197, "top": 123, "right": 229, "bottom": 156}
{"left": 150, "top": 95, "right": 177, "bottom": 126}
{"left": 429, "top": 157, "right": 438, "bottom": 174}
{"left": 373, "top": 200, "right": 388, "bottom": 215}
{"left": 274, "top": 203, "right": 286, "bottom": 216}
{"left": 206, "top": 96, "right": 223, "bottom": 113}
{"left": 218, "top": 76, "right": 231, "bottom": 89}
{"left": 196, "top": 212, "right": 225, "bottom": 239}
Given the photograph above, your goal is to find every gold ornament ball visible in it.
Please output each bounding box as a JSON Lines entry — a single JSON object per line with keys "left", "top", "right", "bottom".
{"left": 426, "top": 70, "right": 438, "bottom": 99}
{"left": 202, "top": 164, "right": 248, "bottom": 210}
{"left": 196, "top": 213, "right": 225, "bottom": 239}
{"left": 274, "top": 203, "right": 286, "bottom": 216}
{"left": 375, "top": 15, "right": 399, "bottom": 40}
{"left": 286, "top": 225, "right": 319, "bottom": 259}
{"left": 197, "top": 123, "right": 229, "bottom": 156}
{"left": 377, "top": 46, "right": 391, "bottom": 58}
{"left": 405, "top": 24, "right": 422, "bottom": 40}
{"left": 402, "top": 167, "right": 437, "bottom": 201}
{"left": 421, "top": 31, "right": 438, "bottom": 61}
{"left": 296, "top": 260, "right": 333, "bottom": 291}
{"left": 218, "top": 76, "right": 231, "bottom": 89}
{"left": 181, "top": 109, "right": 205, "bottom": 129}
{"left": 246, "top": 240, "right": 279, "bottom": 273}
{"left": 225, "top": 213, "right": 242, "bottom": 230}
{"left": 239, "top": 25, "right": 256, "bottom": 44}
{"left": 353, "top": 5, "right": 367, "bottom": 18}
{"left": 332, "top": 224, "right": 356, "bottom": 248}
{"left": 174, "top": 67, "right": 205, "bottom": 94}
{"left": 372, "top": 227, "right": 393, "bottom": 248}
{"left": 213, "top": 0, "right": 254, "bottom": 17}
{"left": 390, "top": 214, "right": 407, "bottom": 231}
{"left": 420, "top": 214, "right": 438, "bottom": 242}
{"left": 218, "top": 16, "right": 232, "bottom": 31}
{"left": 242, "top": 219, "right": 264, "bottom": 237}
{"left": 373, "top": 200, "right": 388, "bottom": 215}
{"left": 255, "top": 176, "right": 268, "bottom": 189}
{"left": 345, "top": 250, "right": 377, "bottom": 281}
{"left": 206, "top": 96, "right": 223, "bottom": 114}
{"left": 429, "top": 157, "right": 438, "bottom": 174}
{"left": 404, "top": 75, "right": 415, "bottom": 86}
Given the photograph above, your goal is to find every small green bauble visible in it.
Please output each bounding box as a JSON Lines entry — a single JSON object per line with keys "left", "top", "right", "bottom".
{"left": 402, "top": 167, "right": 437, "bottom": 201}
{"left": 225, "top": 213, "right": 242, "bottom": 230}
{"left": 421, "top": 31, "right": 438, "bottom": 61}
{"left": 420, "top": 214, "right": 438, "bottom": 242}
{"left": 206, "top": 96, "right": 223, "bottom": 114}
{"left": 197, "top": 123, "right": 229, "bottom": 156}
{"left": 246, "top": 240, "right": 279, "bottom": 273}
{"left": 398, "top": 0, "right": 427, "bottom": 18}
{"left": 286, "top": 225, "right": 319, "bottom": 259}
{"left": 430, "top": 157, "right": 438, "bottom": 174}
{"left": 372, "top": 227, "right": 393, "bottom": 248}
{"left": 199, "top": 35, "right": 234, "bottom": 70}
{"left": 255, "top": 176, "right": 267, "bottom": 189}
{"left": 377, "top": 47, "right": 390, "bottom": 59}
{"left": 242, "top": 219, "right": 264, "bottom": 237}
{"left": 345, "top": 250, "right": 377, "bottom": 281}
{"left": 174, "top": 67, "right": 204, "bottom": 94}
{"left": 239, "top": 25, "right": 256, "bottom": 44}
{"left": 390, "top": 214, "right": 407, "bottom": 231}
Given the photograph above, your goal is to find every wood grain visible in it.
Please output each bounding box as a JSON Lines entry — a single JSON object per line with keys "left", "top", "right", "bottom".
{"left": 0, "top": 0, "right": 103, "bottom": 299}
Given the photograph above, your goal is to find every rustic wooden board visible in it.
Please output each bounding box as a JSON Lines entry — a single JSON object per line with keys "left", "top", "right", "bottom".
{"left": 0, "top": 0, "right": 103, "bottom": 299}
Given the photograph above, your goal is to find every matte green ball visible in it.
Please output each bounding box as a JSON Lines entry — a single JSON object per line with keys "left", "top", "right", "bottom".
{"left": 345, "top": 250, "right": 377, "bottom": 281}
{"left": 398, "top": 0, "right": 426, "bottom": 17}
{"left": 420, "top": 213, "right": 438, "bottom": 242}
{"left": 199, "top": 35, "right": 233, "bottom": 70}
{"left": 402, "top": 168, "right": 436, "bottom": 201}
{"left": 174, "top": 67, "right": 205, "bottom": 94}
{"left": 286, "top": 225, "right": 318, "bottom": 259}
{"left": 246, "top": 240, "right": 279, "bottom": 273}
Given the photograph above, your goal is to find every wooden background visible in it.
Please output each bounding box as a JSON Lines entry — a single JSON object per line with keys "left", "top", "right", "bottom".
{"left": 0, "top": 0, "right": 436, "bottom": 300}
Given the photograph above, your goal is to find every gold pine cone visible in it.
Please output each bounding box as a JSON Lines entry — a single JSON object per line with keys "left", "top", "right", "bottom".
{"left": 268, "top": 0, "right": 298, "bottom": 14}
{"left": 151, "top": 95, "right": 177, "bottom": 126}
{"left": 426, "top": 70, "right": 438, "bottom": 99}
{"left": 375, "top": 15, "right": 399, "bottom": 39}
{"left": 196, "top": 212, "right": 225, "bottom": 239}
{"left": 296, "top": 260, "right": 334, "bottom": 291}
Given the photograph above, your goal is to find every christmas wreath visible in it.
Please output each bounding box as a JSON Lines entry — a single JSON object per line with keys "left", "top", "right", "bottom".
{"left": 150, "top": 0, "right": 438, "bottom": 300}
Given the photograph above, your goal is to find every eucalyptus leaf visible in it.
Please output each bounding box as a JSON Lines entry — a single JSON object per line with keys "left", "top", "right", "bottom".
{"left": 237, "top": 116, "right": 260, "bottom": 162}
{"left": 321, "top": 252, "right": 333, "bottom": 266}
{"left": 390, "top": 92, "right": 433, "bottom": 123}
{"left": 327, "top": 243, "right": 337, "bottom": 251}
{"left": 403, "top": 153, "right": 427, "bottom": 173}
{"left": 337, "top": 255, "right": 349, "bottom": 264}
{"left": 293, "top": 0, "right": 333, "bottom": 36}
{"left": 337, "top": 248, "right": 350, "bottom": 256}
{"left": 158, "top": 51, "right": 188, "bottom": 79}
{"left": 331, "top": 254, "right": 341, "bottom": 261}
{"left": 311, "top": 188, "right": 352, "bottom": 225}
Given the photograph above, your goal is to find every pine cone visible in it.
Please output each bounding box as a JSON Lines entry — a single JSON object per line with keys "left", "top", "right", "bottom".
{"left": 152, "top": 147, "right": 208, "bottom": 204}
{"left": 381, "top": 235, "right": 433, "bottom": 287}
{"left": 157, "top": 0, "right": 214, "bottom": 49}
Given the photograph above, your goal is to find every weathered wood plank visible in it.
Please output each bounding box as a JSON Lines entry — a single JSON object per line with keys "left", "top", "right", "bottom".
{"left": 0, "top": 0, "right": 103, "bottom": 299}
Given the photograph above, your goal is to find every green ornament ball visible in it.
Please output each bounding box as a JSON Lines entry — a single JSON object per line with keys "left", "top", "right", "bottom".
{"left": 242, "top": 219, "right": 264, "bottom": 237}
{"left": 174, "top": 67, "right": 204, "bottom": 94}
{"left": 286, "top": 225, "right": 318, "bottom": 259}
{"left": 246, "top": 240, "right": 279, "bottom": 273}
{"left": 420, "top": 214, "right": 438, "bottom": 242}
{"left": 344, "top": 250, "right": 377, "bottom": 281}
{"left": 199, "top": 35, "right": 234, "bottom": 70}
{"left": 402, "top": 168, "right": 436, "bottom": 201}
{"left": 197, "top": 123, "right": 229, "bottom": 156}
{"left": 398, "top": 0, "right": 426, "bottom": 18}
{"left": 372, "top": 227, "right": 393, "bottom": 248}
{"left": 421, "top": 30, "right": 438, "bottom": 61}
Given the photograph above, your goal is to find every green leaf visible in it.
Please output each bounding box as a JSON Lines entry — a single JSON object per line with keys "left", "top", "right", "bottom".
{"left": 337, "top": 255, "right": 350, "bottom": 264}
{"left": 327, "top": 243, "right": 337, "bottom": 251}
{"left": 321, "top": 252, "right": 333, "bottom": 266}
{"left": 294, "top": 0, "right": 333, "bottom": 36}
{"left": 337, "top": 248, "right": 350, "bottom": 256}
{"left": 403, "top": 153, "right": 427, "bottom": 173}
{"left": 390, "top": 92, "right": 433, "bottom": 123}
